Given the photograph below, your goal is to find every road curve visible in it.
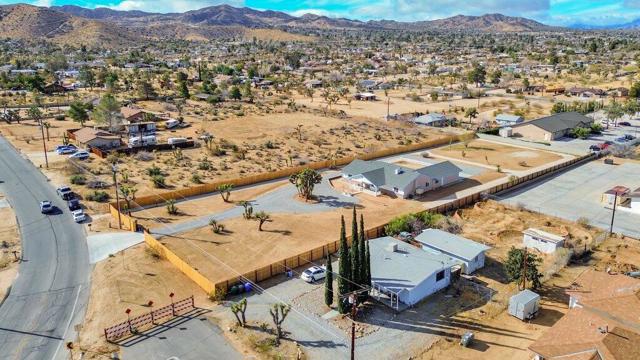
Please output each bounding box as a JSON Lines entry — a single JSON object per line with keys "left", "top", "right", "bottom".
{"left": 0, "top": 136, "right": 90, "bottom": 360}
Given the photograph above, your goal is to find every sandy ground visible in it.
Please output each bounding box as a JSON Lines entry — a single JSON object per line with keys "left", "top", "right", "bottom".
{"left": 431, "top": 139, "right": 563, "bottom": 171}
{"left": 0, "top": 196, "right": 20, "bottom": 302}
{"left": 77, "top": 243, "right": 210, "bottom": 359}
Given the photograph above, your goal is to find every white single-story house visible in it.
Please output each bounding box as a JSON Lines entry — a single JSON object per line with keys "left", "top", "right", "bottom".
{"left": 368, "top": 236, "right": 455, "bottom": 309}
{"left": 522, "top": 228, "right": 565, "bottom": 254}
{"left": 341, "top": 159, "right": 463, "bottom": 199}
{"left": 601, "top": 186, "right": 631, "bottom": 208}
{"left": 495, "top": 114, "right": 524, "bottom": 127}
{"left": 414, "top": 229, "right": 490, "bottom": 274}
{"left": 353, "top": 92, "right": 376, "bottom": 101}
{"left": 413, "top": 113, "right": 448, "bottom": 127}
{"left": 72, "top": 128, "right": 122, "bottom": 149}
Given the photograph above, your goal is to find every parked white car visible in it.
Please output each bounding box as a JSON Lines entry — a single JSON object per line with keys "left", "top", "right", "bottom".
{"left": 72, "top": 209, "right": 86, "bottom": 223}
{"left": 300, "top": 265, "right": 326, "bottom": 283}
{"left": 69, "top": 151, "right": 90, "bottom": 160}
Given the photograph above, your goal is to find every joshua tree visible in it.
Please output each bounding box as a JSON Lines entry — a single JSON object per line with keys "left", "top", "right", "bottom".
{"left": 254, "top": 211, "right": 271, "bottom": 231}
{"left": 42, "top": 121, "right": 51, "bottom": 141}
{"left": 238, "top": 200, "right": 253, "bottom": 219}
{"left": 269, "top": 303, "right": 291, "bottom": 345}
{"left": 289, "top": 168, "right": 322, "bottom": 201}
{"left": 166, "top": 199, "right": 178, "bottom": 215}
{"left": 209, "top": 218, "right": 224, "bottom": 234}
{"left": 465, "top": 107, "right": 479, "bottom": 125}
{"left": 295, "top": 124, "right": 303, "bottom": 142}
{"left": 217, "top": 184, "right": 233, "bottom": 202}
{"left": 230, "top": 298, "right": 248, "bottom": 327}
{"left": 119, "top": 185, "right": 138, "bottom": 211}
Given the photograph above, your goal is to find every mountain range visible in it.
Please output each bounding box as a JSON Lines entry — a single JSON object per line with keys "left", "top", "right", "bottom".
{"left": 0, "top": 3, "right": 572, "bottom": 47}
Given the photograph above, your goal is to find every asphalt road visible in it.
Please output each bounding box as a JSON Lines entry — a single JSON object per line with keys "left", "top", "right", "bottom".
{"left": 0, "top": 136, "right": 90, "bottom": 360}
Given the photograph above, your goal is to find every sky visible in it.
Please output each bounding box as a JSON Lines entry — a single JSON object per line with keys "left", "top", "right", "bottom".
{"left": 3, "top": 0, "right": 640, "bottom": 26}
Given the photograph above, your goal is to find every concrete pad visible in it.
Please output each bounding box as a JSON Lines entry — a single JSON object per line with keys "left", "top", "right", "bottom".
{"left": 322, "top": 310, "right": 340, "bottom": 320}
{"left": 87, "top": 232, "right": 144, "bottom": 264}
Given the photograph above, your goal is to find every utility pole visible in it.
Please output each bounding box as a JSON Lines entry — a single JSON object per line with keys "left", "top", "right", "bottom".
{"left": 609, "top": 191, "right": 618, "bottom": 236}
{"left": 38, "top": 119, "right": 49, "bottom": 168}
{"left": 112, "top": 164, "right": 122, "bottom": 229}
{"left": 349, "top": 293, "right": 357, "bottom": 360}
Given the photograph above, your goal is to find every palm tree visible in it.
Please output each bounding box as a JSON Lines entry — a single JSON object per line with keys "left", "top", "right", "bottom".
{"left": 465, "top": 107, "right": 479, "bottom": 125}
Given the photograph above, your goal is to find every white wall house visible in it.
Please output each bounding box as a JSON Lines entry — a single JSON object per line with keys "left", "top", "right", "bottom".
{"left": 630, "top": 188, "right": 640, "bottom": 213}
{"left": 368, "top": 237, "right": 454, "bottom": 309}
{"left": 414, "top": 229, "right": 491, "bottom": 274}
{"left": 523, "top": 228, "right": 565, "bottom": 254}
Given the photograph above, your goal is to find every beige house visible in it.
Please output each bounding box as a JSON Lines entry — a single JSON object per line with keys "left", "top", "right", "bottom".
{"left": 511, "top": 112, "right": 594, "bottom": 141}
{"left": 73, "top": 128, "right": 121, "bottom": 149}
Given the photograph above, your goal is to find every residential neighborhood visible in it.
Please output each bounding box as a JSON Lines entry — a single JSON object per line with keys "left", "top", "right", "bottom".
{"left": 0, "top": 2, "right": 640, "bottom": 360}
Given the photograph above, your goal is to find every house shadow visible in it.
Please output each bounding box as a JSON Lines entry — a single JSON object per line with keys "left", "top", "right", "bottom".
{"left": 263, "top": 229, "right": 292, "bottom": 236}
{"left": 416, "top": 178, "right": 483, "bottom": 202}
{"left": 315, "top": 195, "right": 360, "bottom": 209}
{"left": 474, "top": 256, "right": 509, "bottom": 284}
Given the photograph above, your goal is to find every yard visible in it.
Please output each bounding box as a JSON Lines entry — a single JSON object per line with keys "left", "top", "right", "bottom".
{"left": 430, "top": 139, "right": 565, "bottom": 171}
{"left": 0, "top": 195, "right": 20, "bottom": 302}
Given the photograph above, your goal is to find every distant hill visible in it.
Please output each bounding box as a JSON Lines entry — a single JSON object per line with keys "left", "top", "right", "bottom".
{"left": 0, "top": 4, "right": 138, "bottom": 47}
{"left": 0, "top": 4, "right": 564, "bottom": 47}
{"left": 52, "top": 4, "right": 559, "bottom": 32}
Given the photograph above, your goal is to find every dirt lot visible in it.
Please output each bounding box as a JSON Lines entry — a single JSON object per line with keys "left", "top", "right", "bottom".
{"left": 77, "top": 243, "right": 209, "bottom": 359}
{"left": 430, "top": 139, "right": 564, "bottom": 171}
{"left": 0, "top": 195, "right": 20, "bottom": 302}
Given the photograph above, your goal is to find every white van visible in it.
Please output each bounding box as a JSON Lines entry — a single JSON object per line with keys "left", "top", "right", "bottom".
{"left": 165, "top": 119, "right": 180, "bottom": 129}
{"left": 167, "top": 137, "right": 188, "bottom": 145}
{"left": 128, "top": 135, "right": 157, "bottom": 148}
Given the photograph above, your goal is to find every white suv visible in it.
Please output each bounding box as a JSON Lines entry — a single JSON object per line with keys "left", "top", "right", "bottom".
{"left": 300, "top": 266, "right": 326, "bottom": 283}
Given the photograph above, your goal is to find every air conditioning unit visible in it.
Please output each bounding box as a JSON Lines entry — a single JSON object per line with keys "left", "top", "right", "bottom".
{"left": 386, "top": 243, "right": 398, "bottom": 252}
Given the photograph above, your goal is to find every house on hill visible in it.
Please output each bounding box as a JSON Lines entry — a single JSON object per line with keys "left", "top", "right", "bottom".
{"left": 511, "top": 112, "right": 593, "bottom": 141}
{"left": 341, "top": 159, "right": 462, "bottom": 198}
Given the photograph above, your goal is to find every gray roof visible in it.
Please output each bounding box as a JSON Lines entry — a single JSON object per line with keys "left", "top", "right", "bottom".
{"left": 496, "top": 114, "right": 523, "bottom": 122}
{"left": 368, "top": 237, "right": 455, "bottom": 293}
{"left": 415, "top": 229, "right": 491, "bottom": 261}
{"left": 415, "top": 161, "right": 463, "bottom": 180}
{"left": 513, "top": 112, "right": 593, "bottom": 133}
{"left": 509, "top": 289, "right": 540, "bottom": 305}
{"left": 414, "top": 113, "right": 447, "bottom": 125}
{"left": 342, "top": 159, "right": 462, "bottom": 190}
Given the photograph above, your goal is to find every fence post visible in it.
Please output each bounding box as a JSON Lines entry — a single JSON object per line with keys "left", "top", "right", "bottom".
{"left": 104, "top": 328, "right": 109, "bottom": 342}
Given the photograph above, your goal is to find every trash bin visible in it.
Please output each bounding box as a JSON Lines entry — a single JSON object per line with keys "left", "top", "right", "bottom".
{"left": 460, "top": 332, "right": 474, "bottom": 347}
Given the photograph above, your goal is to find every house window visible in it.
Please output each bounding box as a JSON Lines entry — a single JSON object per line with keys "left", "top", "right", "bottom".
{"left": 435, "top": 179, "right": 439, "bottom": 184}
{"left": 436, "top": 270, "right": 445, "bottom": 282}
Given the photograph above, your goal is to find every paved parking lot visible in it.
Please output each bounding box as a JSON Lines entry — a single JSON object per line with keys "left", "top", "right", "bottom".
{"left": 498, "top": 160, "right": 640, "bottom": 238}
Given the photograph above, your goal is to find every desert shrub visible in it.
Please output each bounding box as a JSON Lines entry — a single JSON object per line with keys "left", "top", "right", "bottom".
{"left": 385, "top": 214, "right": 417, "bottom": 235}
{"left": 86, "top": 190, "right": 109, "bottom": 202}
{"left": 418, "top": 212, "right": 445, "bottom": 227}
{"left": 191, "top": 173, "right": 203, "bottom": 184}
{"left": 166, "top": 199, "right": 178, "bottom": 215}
{"left": 151, "top": 175, "right": 166, "bottom": 188}
{"left": 54, "top": 114, "right": 65, "bottom": 121}
{"left": 147, "top": 165, "right": 162, "bottom": 176}
{"left": 70, "top": 174, "right": 86, "bottom": 185}
{"left": 577, "top": 217, "right": 591, "bottom": 229}
{"left": 436, "top": 217, "right": 463, "bottom": 234}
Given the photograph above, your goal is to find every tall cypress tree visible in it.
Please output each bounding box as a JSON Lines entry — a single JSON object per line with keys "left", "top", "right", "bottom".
{"left": 364, "top": 236, "right": 371, "bottom": 286}
{"left": 358, "top": 214, "right": 366, "bottom": 287}
{"left": 324, "top": 254, "right": 333, "bottom": 307}
{"left": 350, "top": 206, "right": 360, "bottom": 286}
{"left": 337, "top": 216, "right": 351, "bottom": 314}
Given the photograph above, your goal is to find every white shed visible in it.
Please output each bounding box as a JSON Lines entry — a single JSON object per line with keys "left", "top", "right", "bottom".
{"left": 508, "top": 289, "right": 540, "bottom": 320}
{"left": 522, "top": 228, "right": 565, "bottom": 254}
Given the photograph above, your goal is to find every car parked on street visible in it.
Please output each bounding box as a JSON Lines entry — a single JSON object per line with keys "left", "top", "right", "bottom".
{"left": 67, "top": 198, "right": 81, "bottom": 211}
{"left": 71, "top": 209, "right": 86, "bottom": 223}
{"left": 56, "top": 186, "right": 74, "bottom": 200}
{"left": 69, "top": 151, "right": 90, "bottom": 160}
{"left": 300, "top": 265, "right": 326, "bottom": 283}
{"left": 40, "top": 200, "right": 53, "bottom": 214}
{"left": 56, "top": 146, "right": 77, "bottom": 155}
{"left": 619, "top": 121, "right": 631, "bottom": 126}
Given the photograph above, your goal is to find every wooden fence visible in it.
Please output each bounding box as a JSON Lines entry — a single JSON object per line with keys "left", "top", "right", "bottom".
{"left": 209, "top": 152, "right": 595, "bottom": 296}
{"left": 103, "top": 295, "right": 195, "bottom": 342}
{"left": 108, "top": 134, "right": 463, "bottom": 211}
{"left": 110, "top": 135, "right": 595, "bottom": 298}
{"left": 109, "top": 203, "right": 138, "bottom": 231}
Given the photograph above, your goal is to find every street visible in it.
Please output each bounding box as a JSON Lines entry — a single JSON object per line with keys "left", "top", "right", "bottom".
{"left": 0, "top": 135, "right": 90, "bottom": 360}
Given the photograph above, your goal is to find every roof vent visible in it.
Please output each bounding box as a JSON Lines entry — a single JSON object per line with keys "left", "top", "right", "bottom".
{"left": 395, "top": 168, "right": 403, "bottom": 175}
{"left": 386, "top": 243, "right": 398, "bottom": 252}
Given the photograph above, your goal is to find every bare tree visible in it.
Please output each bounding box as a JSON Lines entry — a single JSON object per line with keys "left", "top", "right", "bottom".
{"left": 269, "top": 303, "right": 291, "bottom": 345}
